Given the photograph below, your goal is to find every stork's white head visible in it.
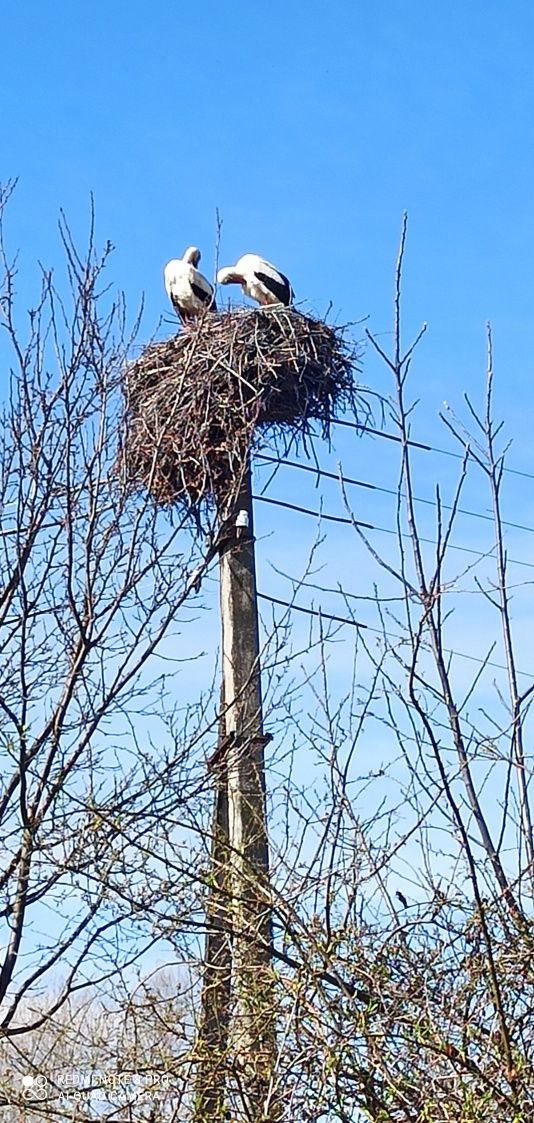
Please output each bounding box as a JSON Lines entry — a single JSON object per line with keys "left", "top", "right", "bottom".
{"left": 217, "top": 266, "right": 244, "bottom": 285}
{"left": 183, "top": 246, "right": 201, "bottom": 267}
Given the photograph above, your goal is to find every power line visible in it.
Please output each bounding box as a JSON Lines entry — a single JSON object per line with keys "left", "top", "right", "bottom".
{"left": 332, "top": 418, "right": 534, "bottom": 483}
{"left": 256, "top": 455, "right": 534, "bottom": 536}
{"left": 270, "top": 574, "right": 405, "bottom": 606}
{"left": 258, "top": 593, "right": 533, "bottom": 679}
{"left": 254, "top": 495, "right": 374, "bottom": 530}
{"left": 334, "top": 418, "right": 435, "bottom": 454}
{"left": 252, "top": 493, "right": 534, "bottom": 571}
{"left": 260, "top": 593, "right": 366, "bottom": 630}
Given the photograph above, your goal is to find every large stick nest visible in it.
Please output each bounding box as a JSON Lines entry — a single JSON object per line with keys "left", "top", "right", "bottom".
{"left": 122, "top": 307, "right": 363, "bottom": 516}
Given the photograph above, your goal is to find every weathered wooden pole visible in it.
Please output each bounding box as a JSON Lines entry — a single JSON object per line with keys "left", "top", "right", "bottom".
{"left": 218, "top": 462, "right": 278, "bottom": 1122}
{"left": 194, "top": 463, "right": 278, "bottom": 1123}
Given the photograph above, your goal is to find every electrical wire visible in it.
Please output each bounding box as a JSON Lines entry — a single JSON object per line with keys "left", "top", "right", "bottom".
{"left": 258, "top": 593, "right": 533, "bottom": 679}
{"left": 252, "top": 493, "right": 534, "bottom": 571}
{"left": 332, "top": 417, "right": 534, "bottom": 482}
{"left": 334, "top": 418, "right": 435, "bottom": 454}
{"left": 253, "top": 432, "right": 534, "bottom": 679}
{"left": 260, "top": 593, "right": 366, "bottom": 630}
{"left": 254, "top": 495, "right": 374, "bottom": 530}
{"left": 256, "top": 454, "right": 534, "bottom": 536}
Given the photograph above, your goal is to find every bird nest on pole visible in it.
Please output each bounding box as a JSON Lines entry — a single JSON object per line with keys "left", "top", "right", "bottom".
{"left": 122, "top": 307, "right": 362, "bottom": 519}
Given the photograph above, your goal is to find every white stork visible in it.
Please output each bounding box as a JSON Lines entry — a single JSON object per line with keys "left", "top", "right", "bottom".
{"left": 217, "top": 253, "right": 293, "bottom": 307}
{"left": 164, "top": 246, "right": 216, "bottom": 324}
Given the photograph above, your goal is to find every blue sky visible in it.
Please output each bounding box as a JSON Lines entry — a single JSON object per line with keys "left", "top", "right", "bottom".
{"left": 2, "top": 0, "right": 534, "bottom": 472}
{"left": 3, "top": 0, "right": 534, "bottom": 365}
{"left": 3, "top": 0, "right": 534, "bottom": 903}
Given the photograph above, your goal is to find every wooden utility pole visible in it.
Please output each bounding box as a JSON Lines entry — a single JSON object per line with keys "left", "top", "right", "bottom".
{"left": 218, "top": 463, "right": 277, "bottom": 1122}
{"left": 194, "top": 464, "right": 278, "bottom": 1123}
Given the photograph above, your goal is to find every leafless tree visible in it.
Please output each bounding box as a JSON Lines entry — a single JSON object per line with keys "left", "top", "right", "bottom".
{"left": 0, "top": 182, "right": 221, "bottom": 1116}
{"left": 243, "top": 215, "right": 534, "bottom": 1123}
{"left": 2, "top": 186, "right": 533, "bottom": 1123}
{"left": 0, "top": 970, "right": 189, "bottom": 1120}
